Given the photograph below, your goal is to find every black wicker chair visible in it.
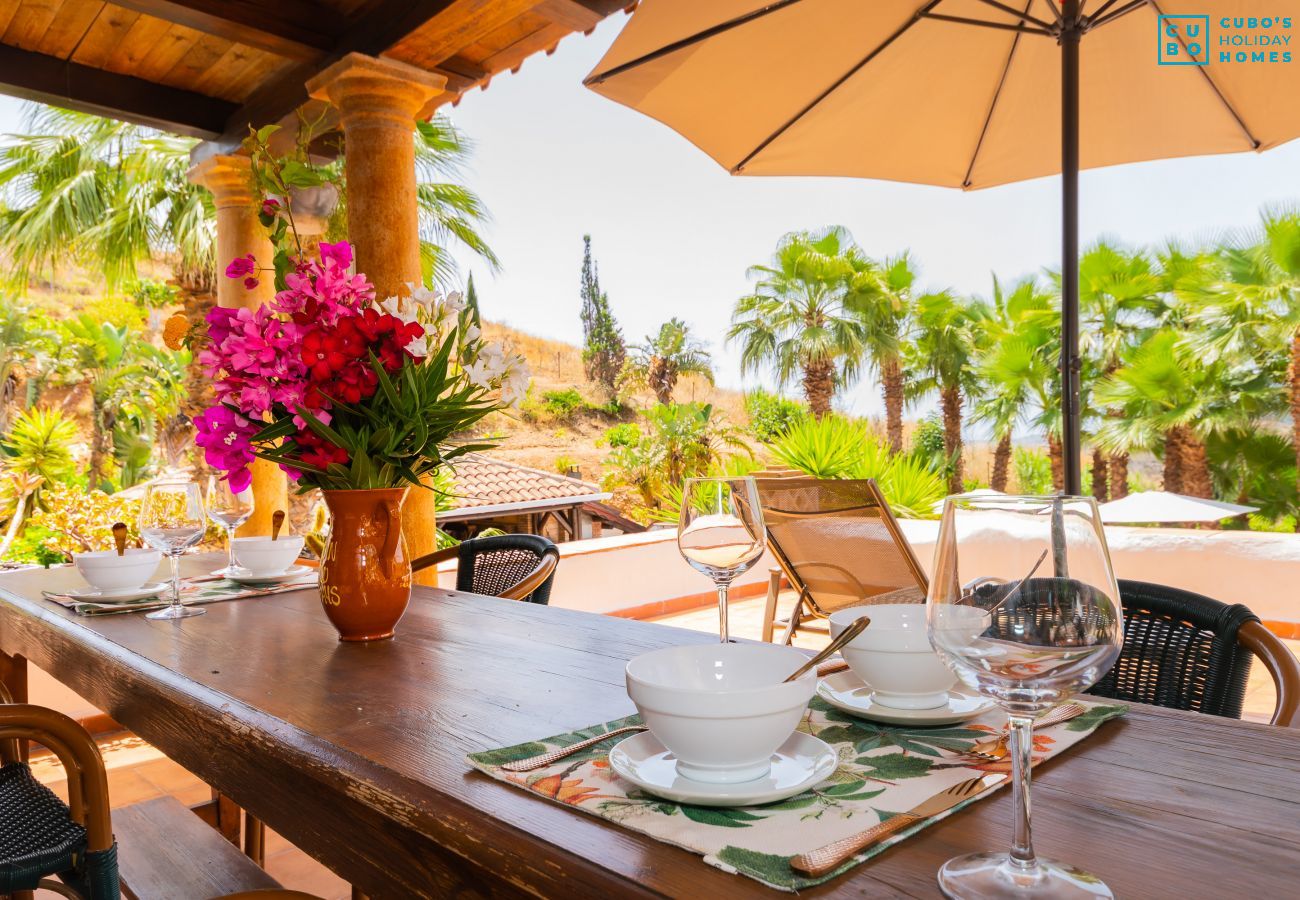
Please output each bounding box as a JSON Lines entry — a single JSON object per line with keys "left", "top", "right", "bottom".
{"left": 413, "top": 534, "right": 560, "bottom": 605}
{"left": 1087, "top": 579, "right": 1300, "bottom": 726}
{"left": 0, "top": 682, "right": 118, "bottom": 899}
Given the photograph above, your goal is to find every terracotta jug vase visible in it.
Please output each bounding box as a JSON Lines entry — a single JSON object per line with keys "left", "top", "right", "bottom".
{"left": 319, "top": 487, "right": 411, "bottom": 641}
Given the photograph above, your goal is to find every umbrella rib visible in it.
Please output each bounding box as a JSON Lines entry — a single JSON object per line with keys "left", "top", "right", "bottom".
{"left": 975, "top": 0, "right": 1058, "bottom": 31}
{"left": 1086, "top": 0, "right": 1123, "bottom": 22}
{"left": 1143, "top": 0, "right": 1261, "bottom": 149}
{"left": 1087, "top": 0, "right": 1147, "bottom": 28}
{"left": 731, "top": 0, "right": 945, "bottom": 173}
{"left": 920, "top": 12, "right": 1054, "bottom": 35}
{"left": 582, "top": 0, "right": 810, "bottom": 86}
{"left": 963, "top": 0, "right": 1034, "bottom": 188}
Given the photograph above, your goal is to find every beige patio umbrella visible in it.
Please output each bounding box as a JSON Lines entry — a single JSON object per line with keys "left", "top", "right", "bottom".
{"left": 585, "top": 0, "right": 1300, "bottom": 493}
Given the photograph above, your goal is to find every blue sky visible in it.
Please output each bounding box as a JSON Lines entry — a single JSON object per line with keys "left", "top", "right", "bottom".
{"left": 3, "top": 14, "right": 1299, "bottom": 420}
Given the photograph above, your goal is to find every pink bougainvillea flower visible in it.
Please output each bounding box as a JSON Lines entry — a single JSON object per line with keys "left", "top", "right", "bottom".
{"left": 261, "top": 198, "right": 280, "bottom": 217}
{"left": 225, "top": 254, "right": 256, "bottom": 279}
{"left": 194, "top": 406, "right": 260, "bottom": 493}
{"left": 318, "top": 240, "right": 352, "bottom": 271}
{"left": 243, "top": 276, "right": 260, "bottom": 290}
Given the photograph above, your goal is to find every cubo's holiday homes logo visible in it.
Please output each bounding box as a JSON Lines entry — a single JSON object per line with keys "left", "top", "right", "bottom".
{"left": 1158, "top": 15, "right": 1209, "bottom": 65}
{"left": 1158, "top": 14, "right": 1293, "bottom": 65}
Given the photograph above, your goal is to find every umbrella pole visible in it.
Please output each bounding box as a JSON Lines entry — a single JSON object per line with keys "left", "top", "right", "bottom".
{"left": 1061, "top": 2, "right": 1083, "bottom": 496}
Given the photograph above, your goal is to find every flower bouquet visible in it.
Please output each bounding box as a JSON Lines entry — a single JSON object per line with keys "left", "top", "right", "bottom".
{"left": 192, "top": 238, "right": 527, "bottom": 640}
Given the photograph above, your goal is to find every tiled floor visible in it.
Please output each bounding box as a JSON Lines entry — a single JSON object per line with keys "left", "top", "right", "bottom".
{"left": 29, "top": 591, "right": 1299, "bottom": 898}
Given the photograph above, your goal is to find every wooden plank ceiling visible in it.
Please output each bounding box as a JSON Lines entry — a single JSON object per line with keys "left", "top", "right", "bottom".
{"left": 0, "top": 0, "right": 632, "bottom": 141}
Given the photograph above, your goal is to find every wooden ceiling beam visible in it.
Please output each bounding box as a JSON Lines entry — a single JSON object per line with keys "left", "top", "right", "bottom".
{"left": 211, "top": 0, "right": 462, "bottom": 146}
{"left": 0, "top": 42, "right": 235, "bottom": 139}
{"left": 107, "top": 0, "right": 337, "bottom": 61}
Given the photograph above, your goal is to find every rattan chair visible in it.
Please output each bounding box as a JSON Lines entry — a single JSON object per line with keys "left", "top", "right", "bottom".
{"left": 0, "top": 683, "right": 117, "bottom": 899}
{"left": 754, "top": 477, "right": 929, "bottom": 644}
{"left": 1087, "top": 580, "right": 1300, "bottom": 727}
{"left": 0, "top": 682, "right": 327, "bottom": 899}
{"left": 412, "top": 534, "right": 560, "bottom": 605}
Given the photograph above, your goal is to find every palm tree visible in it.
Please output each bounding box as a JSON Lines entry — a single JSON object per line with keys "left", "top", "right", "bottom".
{"left": 971, "top": 276, "right": 1058, "bottom": 491}
{"left": 0, "top": 406, "right": 78, "bottom": 558}
{"left": 855, "top": 252, "right": 916, "bottom": 453}
{"left": 0, "top": 105, "right": 215, "bottom": 291}
{"left": 906, "top": 291, "right": 980, "bottom": 494}
{"left": 413, "top": 117, "right": 501, "bottom": 288}
{"left": 629, "top": 318, "right": 713, "bottom": 405}
{"left": 1184, "top": 209, "right": 1300, "bottom": 512}
{"left": 729, "top": 227, "right": 871, "bottom": 418}
{"left": 1094, "top": 329, "right": 1270, "bottom": 498}
{"left": 1046, "top": 241, "right": 1162, "bottom": 500}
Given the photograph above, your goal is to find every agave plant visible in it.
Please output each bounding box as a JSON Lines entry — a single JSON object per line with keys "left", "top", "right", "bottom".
{"left": 766, "top": 414, "right": 945, "bottom": 518}
{"left": 767, "top": 415, "right": 867, "bottom": 478}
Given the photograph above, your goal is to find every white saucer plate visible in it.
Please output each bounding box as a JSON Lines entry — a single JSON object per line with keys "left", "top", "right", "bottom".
{"left": 65, "top": 582, "right": 168, "bottom": 603}
{"left": 224, "top": 565, "right": 315, "bottom": 586}
{"left": 817, "top": 670, "right": 996, "bottom": 726}
{"left": 608, "top": 730, "right": 837, "bottom": 807}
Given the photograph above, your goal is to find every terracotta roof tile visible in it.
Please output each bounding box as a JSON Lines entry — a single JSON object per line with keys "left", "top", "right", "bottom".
{"left": 448, "top": 454, "right": 606, "bottom": 512}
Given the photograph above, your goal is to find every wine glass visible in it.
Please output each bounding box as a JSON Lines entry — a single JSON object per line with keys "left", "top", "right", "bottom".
{"left": 139, "top": 481, "right": 208, "bottom": 620}
{"left": 926, "top": 494, "right": 1122, "bottom": 899}
{"left": 677, "top": 476, "right": 766, "bottom": 642}
{"left": 205, "top": 473, "right": 254, "bottom": 576}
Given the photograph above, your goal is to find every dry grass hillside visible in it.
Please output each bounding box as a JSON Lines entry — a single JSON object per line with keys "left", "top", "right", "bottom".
{"left": 475, "top": 321, "right": 748, "bottom": 484}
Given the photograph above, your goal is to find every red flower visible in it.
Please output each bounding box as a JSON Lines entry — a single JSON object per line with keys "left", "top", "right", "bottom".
{"left": 261, "top": 198, "right": 280, "bottom": 217}
{"left": 301, "top": 329, "right": 348, "bottom": 381}
{"left": 293, "top": 429, "right": 350, "bottom": 470}
{"left": 243, "top": 276, "right": 260, "bottom": 290}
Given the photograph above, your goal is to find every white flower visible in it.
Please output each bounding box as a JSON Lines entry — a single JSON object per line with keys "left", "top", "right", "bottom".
{"left": 404, "top": 334, "right": 430, "bottom": 358}
{"left": 407, "top": 282, "right": 438, "bottom": 314}
{"left": 463, "top": 323, "right": 481, "bottom": 344}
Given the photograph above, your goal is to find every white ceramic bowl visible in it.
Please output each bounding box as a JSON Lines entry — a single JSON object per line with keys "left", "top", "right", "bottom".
{"left": 73, "top": 548, "right": 162, "bottom": 592}
{"left": 830, "top": 604, "right": 988, "bottom": 710}
{"left": 232, "top": 535, "right": 304, "bottom": 576}
{"left": 625, "top": 643, "right": 816, "bottom": 784}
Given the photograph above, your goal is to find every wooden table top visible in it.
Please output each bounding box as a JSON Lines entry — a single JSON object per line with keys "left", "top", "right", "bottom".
{"left": 1, "top": 554, "right": 1298, "bottom": 899}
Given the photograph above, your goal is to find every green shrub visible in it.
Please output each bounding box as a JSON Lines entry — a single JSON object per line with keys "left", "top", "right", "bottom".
{"left": 745, "top": 390, "right": 806, "bottom": 443}
{"left": 768, "top": 415, "right": 866, "bottom": 478}
{"left": 542, "top": 388, "right": 585, "bottom": 419}
{"left": 1013, "top": 447, "right": 1053, "bottom": 494}
{"left": 554, "top": 454, "right": 580, "bottom": 476}
{"left": 767, "top": 415, "right": 946, "bottom": 518}
{"left": 911, "top": 414, "right": 947, "bottom": 461}
{"left": 127, "top": 279, "right": 178, "bottom": 308}
{"left": 601, "top": 423, "right": 642, "bottom": 448}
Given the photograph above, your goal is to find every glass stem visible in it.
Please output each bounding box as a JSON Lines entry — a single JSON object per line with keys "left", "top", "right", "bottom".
{"left": 168, "top": 553, "right": 182, "bottom": 610}
{"left": 1008, "top": 713, "right": 1039, "bottom": 875}
{"left": 226, "top": 525, "right": 236, "bottom": 572}
{"left": 716, "top": 581, "right": 730, "bottom": 643}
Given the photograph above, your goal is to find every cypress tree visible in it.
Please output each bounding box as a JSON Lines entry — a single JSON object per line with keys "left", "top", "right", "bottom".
{"left": 579, "top": 235, "right": 625, "bottom": 396}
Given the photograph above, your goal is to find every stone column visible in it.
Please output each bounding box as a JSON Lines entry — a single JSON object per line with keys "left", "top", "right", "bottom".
{"left": 189, "top": 155, "right": 289, "bottom": 537}
{"left": 309, "top": 54, "right": 449, "bottom": 583}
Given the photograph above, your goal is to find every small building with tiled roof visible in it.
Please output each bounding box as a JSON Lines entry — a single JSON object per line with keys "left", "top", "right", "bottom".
{"left": 441, "top": 454, "right": 637, "bottom": 544}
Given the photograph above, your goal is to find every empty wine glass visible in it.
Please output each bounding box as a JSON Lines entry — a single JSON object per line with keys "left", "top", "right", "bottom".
{"left": 926, "top": 494, "right": 1122, "bottom": 899}
{"left": 677, "top": 476, "right": 766, "bottom": 642}
{"left": 139, "top": 481, "right": 208, "bottom": 620}
{"left": 205, "top": 473, "right": 254, "bottom": 576}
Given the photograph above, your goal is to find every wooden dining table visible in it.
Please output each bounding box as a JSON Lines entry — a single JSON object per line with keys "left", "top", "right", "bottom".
{"left": 1, "top": 553, "right": 1298, "bottom": 899}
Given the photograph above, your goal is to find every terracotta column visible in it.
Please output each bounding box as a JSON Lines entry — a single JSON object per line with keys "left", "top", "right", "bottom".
{"left": 189, "top": 155, "right": 290, "bottom": 537}
{"left": 308, "top": 54, "right": 449, "bottom": 583}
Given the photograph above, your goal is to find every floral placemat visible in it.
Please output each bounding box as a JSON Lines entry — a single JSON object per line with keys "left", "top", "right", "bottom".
{"left": 43, "top": 572, "right": 318, "bottom": 616}
{"left": 468, "top": 697, "right": 1126, "bottom": 891}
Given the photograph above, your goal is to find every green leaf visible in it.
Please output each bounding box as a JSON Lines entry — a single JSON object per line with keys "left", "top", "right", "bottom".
{"left": 854, "top": 752, "right": 934, "bottom": 780}
{"left": 679, "top": 805, "right": 767, "bottom": 828}
{"left": 1064, "top": 704, "right": 1128, "bottom": 732}
{"left": 279, "top": 159, "right": 326, "bottom": 188}
{"left": 254, "top": 123, "right": 281, "bottom": 144}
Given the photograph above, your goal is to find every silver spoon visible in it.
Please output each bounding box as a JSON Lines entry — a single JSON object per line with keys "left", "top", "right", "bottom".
{"left": 784, "top": 615, "right": 871, "bottom": 683}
